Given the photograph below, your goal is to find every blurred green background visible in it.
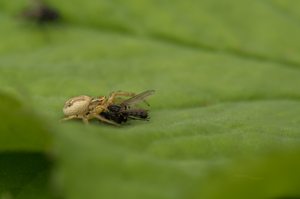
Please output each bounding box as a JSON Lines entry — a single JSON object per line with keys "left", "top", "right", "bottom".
{"left": 1, "top": 0, "right": 300, "bottom": 198}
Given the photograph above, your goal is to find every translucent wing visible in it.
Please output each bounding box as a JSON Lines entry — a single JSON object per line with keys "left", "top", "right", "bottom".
{"left": 120, "top": 90, "right": 155, "bottom": 108}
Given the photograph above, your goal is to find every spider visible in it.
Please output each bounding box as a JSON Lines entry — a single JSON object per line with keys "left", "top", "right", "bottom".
{"left": 62, "top": 90, "right": 154, "bottom": 125}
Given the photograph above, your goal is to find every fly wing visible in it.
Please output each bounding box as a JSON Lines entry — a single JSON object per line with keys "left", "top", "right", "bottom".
{"left": 120, "top": 90, "right": 155, "bottom": 109}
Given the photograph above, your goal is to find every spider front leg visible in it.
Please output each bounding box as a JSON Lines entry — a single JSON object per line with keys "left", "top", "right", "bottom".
{"left": 61, "top": 115, "right": 78, "bottom": 122}
{"left": 82, "top": 117, "right": 89, "bottom": 124}
{"left": 94, "top": 114, "right": 119, "bottom": 126}
{"left": 107, "top": 91, "right": 136, "bottom": 104}
{"left": 61, "top": 115, "right": 89, "bottom": 124}
{"left": 89, "top": 105, "right": 119, "bottom": 126}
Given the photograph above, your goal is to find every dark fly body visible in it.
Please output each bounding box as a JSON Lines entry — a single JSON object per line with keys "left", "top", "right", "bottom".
{"left": 100, "top": 105, "right": 149, "bottom": 124}
{"left": 98, "top": 90, "right": 154, "bottom": 124}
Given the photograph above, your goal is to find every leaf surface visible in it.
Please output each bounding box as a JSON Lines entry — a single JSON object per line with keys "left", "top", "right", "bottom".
{"left": 0, "top": 0, "right": 300, "bottom": 198}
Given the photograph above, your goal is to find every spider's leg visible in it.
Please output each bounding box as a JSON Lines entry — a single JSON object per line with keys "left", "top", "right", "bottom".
{"left": 107, "top": 91, "right": 135, "bottom": 104}
{"left": 82, "top": 117, "right": 89, "bottom": 124}
{"left": 94, "top": 114, "right": 120, "bottom": 126}
{"left": 61, "top": 115, "right": 78, "bottom": 122}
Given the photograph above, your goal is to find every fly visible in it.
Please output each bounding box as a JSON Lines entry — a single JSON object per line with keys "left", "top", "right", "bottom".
{"left": 100, "top": 90, "right": 155, "bottom": 124}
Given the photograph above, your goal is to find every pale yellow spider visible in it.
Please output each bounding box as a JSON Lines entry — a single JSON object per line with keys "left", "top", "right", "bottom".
{"left": 62, "top": 91, "right": 136, "bottom": 125}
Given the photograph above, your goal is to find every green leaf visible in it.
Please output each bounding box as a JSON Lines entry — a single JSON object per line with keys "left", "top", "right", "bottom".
{"left": 0, "top": 93, "right": 54, "bottom": 198}
{"left": 55, "top": 102, "right": 300, "bottom": 199}
{"left": 1, "top": 0, "right": 300, "bottom": 198}
{"left": 0, "top": 92, "right": 52, "bottom": 152}
{"left": 0, "top": 153, "right": 54, "bottom": 199}
{"left": 192, "top": 150, "right": 300, "bottom": 199}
